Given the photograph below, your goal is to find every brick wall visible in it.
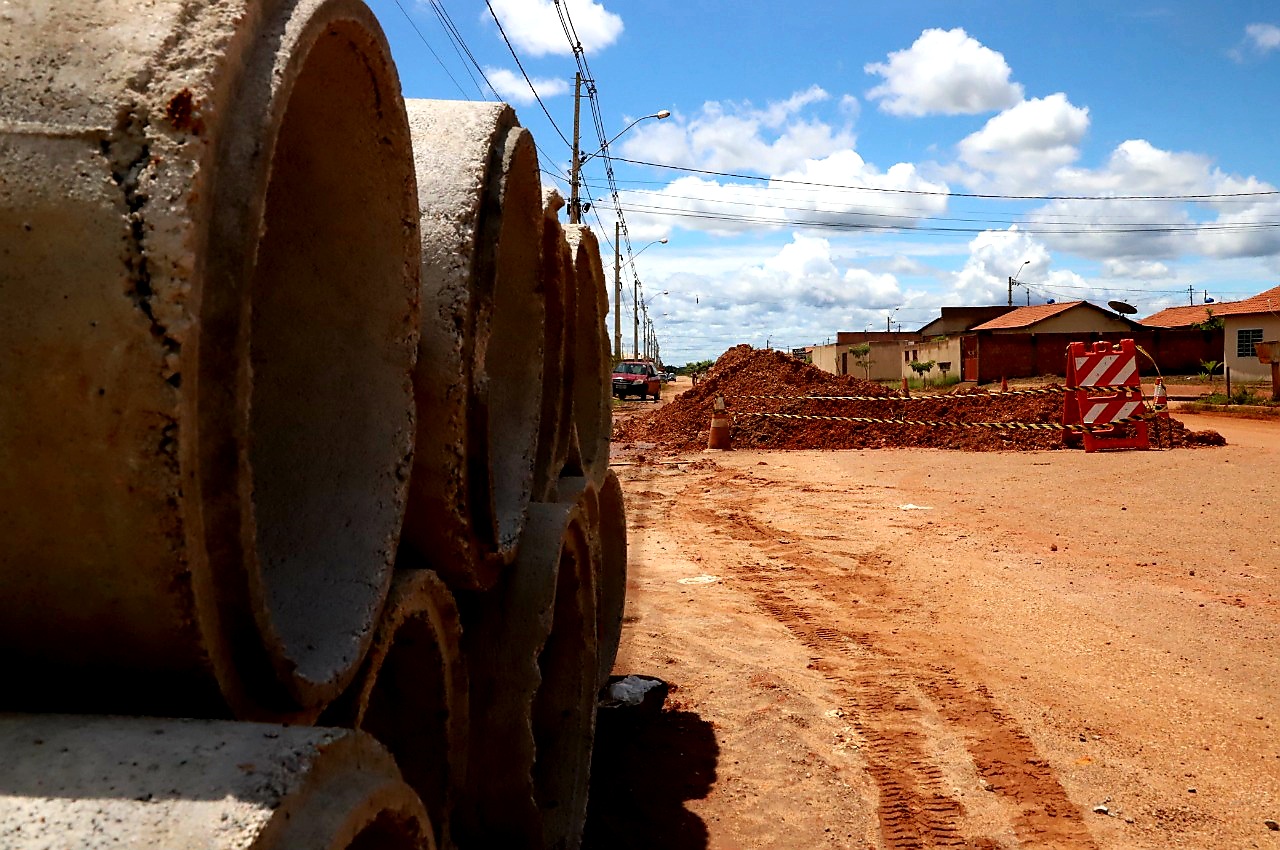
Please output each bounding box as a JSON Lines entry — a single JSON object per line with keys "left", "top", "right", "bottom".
{"left": 974, "top": 329, "right": 1223, "bottom": 382}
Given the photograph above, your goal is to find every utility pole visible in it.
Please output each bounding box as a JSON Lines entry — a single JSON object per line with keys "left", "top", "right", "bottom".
{"left": 1007, "top": 276, "right": 1014, "bottom": 307}
{"left": 633, "top": 282, "right": 640, "bottom": 359}
{"left": 568, "top": 72, "right": 583, "bottom": 223}
{"left": 613, "top": 221, "right": 622, "bottom": 360}
{"left": 1189, "top": 285, "right": 1195, "bottom": 306}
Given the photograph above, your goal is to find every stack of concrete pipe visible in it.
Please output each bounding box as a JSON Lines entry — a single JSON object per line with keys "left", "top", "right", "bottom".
{"left": 0, "top": 2, "right": 627, "bottom": 849}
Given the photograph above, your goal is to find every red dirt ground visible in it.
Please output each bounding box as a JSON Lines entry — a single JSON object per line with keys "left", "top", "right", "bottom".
{"left": 614, "top": 346, "right": 1224, "bottom": 453}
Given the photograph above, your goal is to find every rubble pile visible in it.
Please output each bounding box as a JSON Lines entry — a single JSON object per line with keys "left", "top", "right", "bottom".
{"left": 615, "top": 346, "right": 1224, "bottom": 452}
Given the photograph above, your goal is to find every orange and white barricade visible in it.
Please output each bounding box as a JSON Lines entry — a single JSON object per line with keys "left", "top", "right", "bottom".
{"left": 1062, "top": 338, "right": 1150, "bottom": 452}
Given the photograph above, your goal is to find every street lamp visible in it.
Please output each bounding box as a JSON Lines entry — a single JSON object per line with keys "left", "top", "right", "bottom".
{"left": 1007, "top": 259, "right": 1030, "bottom": 307}
{"left": 569, "top": 72, "right": 670, "bottom": 223}
{"left": 615, "top": 237, "right": 667, "bottom": 361}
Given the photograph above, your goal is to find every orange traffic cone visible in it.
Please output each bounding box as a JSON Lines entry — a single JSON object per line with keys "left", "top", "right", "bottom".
{"left": 900, "top": 376, "right": 910, "bottom": 397}
{"left": 707, "top": 394, "right": 731, "bottom": 450}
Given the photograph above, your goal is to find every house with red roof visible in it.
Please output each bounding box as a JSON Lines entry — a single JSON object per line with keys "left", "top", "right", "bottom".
{"left": 1141, "top": 285, "right": 1280, "bottom": 381}
{"left": 968, "top": 301, "right": 1139, "bottom": 334}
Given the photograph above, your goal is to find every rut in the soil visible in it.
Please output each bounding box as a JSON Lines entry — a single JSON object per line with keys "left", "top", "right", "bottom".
{"left": 680, "top": 471, "right": 1100, "bottom": 850}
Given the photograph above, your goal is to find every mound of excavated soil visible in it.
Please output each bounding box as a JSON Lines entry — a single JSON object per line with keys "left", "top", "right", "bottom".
{"left": 614, "top": 345, "right": 1224, "bottom": 452}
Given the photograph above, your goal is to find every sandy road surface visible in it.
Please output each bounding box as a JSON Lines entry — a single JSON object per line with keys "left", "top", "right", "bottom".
{"left": 584, "top": 407, "right": 1280, "bottom": 850}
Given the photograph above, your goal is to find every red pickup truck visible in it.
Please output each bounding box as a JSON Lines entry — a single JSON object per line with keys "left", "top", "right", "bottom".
{"left": 611, "top": 360, "right": 661, "bottom": 401}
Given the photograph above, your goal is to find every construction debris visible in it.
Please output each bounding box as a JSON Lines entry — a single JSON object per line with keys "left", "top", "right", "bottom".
{"left": 615, "top": 346, "right": 1225, "bottom": 452}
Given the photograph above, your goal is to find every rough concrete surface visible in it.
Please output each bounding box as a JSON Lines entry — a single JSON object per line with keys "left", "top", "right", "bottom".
{"left": 593, "top": 470, "right": 629, "bottom": 691}
{"left": 403, "top": 98, "right": 545, "bottom": 588}
{"left": 533, "top": 190, "right": 575, "bottom": 502}
{"left": 454, "top": 500, "right": 597, "bottom": 849}
{"left": 0, "top": 714, "right": 434, "bottom": 849}
{"left": 563, "top": 225, "right": 614, "bottom": 487}
{"left": 321, "top": 570, "right": 467, "bottom": 850}
{"left": 531, "top": 485, "right": 600, "bottom": 850}
{"left": 0, "top": 0, "right": 419, "bottom": 719}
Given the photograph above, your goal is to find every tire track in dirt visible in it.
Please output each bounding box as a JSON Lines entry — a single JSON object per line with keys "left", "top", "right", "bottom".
{"left": 680, "top": 471, "right": 1097, "bottom": 850}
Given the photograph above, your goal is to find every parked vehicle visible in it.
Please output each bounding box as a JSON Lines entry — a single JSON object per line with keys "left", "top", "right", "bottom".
{"left": 611, "top": 360, "right": 661, "bottom": 400}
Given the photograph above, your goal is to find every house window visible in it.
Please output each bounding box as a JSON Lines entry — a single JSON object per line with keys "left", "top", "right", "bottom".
{"left": 1237, "top": 328, "right": 1264, "bottom": 358}
{"left": 912, "top": 350, "right": 919, "bottom": 361}
{"left": 904, "top": 351, "right": 911, "bottom": 363}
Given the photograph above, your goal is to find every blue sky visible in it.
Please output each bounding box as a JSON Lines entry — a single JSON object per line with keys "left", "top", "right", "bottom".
{"left": 368, "top": 1, "right": 1280, "bottom": 363}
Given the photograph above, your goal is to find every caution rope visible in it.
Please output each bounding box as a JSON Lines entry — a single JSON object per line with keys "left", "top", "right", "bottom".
{"left": 733, "top": 384, "right": 1141, "bottom": 402}
{"left": 736, "top": 410, "right": 1158, "bottom": 433}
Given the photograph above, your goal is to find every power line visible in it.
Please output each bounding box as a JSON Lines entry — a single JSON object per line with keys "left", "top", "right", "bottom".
{"left": 611, "top": 156, "right": 1280, "bottom": 202}
{"left": 616, "top": 201, "right": 1280, "bottom": 236}
{"left": 619, "top": 186, "right": 1280, "bottom": 229}
{"left": 485, "top": 0, "right": 572, "bottom": 149}
{"left": 390, "top": 0, "right": 470, "bottom": 98}
{"left": 424, "top": 0, "right": 501, "bottom": 100}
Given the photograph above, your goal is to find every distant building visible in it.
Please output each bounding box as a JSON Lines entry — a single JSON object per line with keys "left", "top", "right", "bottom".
{"left": 915, "top": 306, "right": 1016, "bottom": 338}
{"left": 1143, "top": 285, "right": 1280, "bottom": 381}
{"left": 809, "top": 331, "right": 918, "bottom": 382}
{"left": 968, "top": 301, "right": 1138, "bottom": 335}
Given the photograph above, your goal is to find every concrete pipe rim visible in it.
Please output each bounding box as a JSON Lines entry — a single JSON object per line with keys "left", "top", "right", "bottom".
{"left": 321, "top": 570, "right": 466, "bottom": 850}
{"left": 477, "top": 125, "right": 545, "bottom": 563}
{"left": 530, "top": 506, "right": 598, "bottom": 847}
{"left": 206, "top": 0, "right": 419, "bottom": 713}
{"left": 566, "top": 227, "right": 611, "bottom": 481}
{"left": 595, "top": 469, "right": 628, "bottom": 689}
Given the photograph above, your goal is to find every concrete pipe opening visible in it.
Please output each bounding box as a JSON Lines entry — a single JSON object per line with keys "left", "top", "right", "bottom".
{"left": 321, "top": 570, "right": 467, "bottom": 850}
{"left": 243, "top": 14, "right": 417, "bottom": 708}
{"left": 0, "top": 0, "right": 417, "bottom": 720}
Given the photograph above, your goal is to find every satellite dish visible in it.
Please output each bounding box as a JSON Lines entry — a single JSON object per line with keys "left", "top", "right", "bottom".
{"left": 1108, "top": 300, "right": 1137, "bottom": 315}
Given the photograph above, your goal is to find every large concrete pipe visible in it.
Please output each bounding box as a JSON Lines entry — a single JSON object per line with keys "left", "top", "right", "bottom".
{"left": 556, "top": 471, "right": 624, "bottom": 689}
{"left": 532, "top": 190, "right": 576, "bottom": 501}
{"left": 595, "top": 470, "right": 629, "bottom": 689}
{"left": 0, "top": 0, "right": 419, "bottom": 719}
{"left": 455, "top": 501, "right": 598, "bottom": 849}
{"left": 403, "top": 99, "right": 545, "bottom": 590}
{"left": 0, "top": 715, "right": 435, "bottom": 850}
{"left": 321, "top": 569, "right": 467, "bottom": 850}
{"left": 563, "top": 225, "right": 613, "bottom": 485}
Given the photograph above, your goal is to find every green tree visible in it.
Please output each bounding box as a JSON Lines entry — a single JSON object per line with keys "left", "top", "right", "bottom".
{"left": 908, "top": 359, "right": 936, "bottom": 385}
{"left": 849, "top": 343, "right": 873, "bottom": 379}
{"left": 1199, "top": 359, "right": 1221, "bottom": 391}
{"left": 1193, "top": 308, "right": 1224, "bottom": 332}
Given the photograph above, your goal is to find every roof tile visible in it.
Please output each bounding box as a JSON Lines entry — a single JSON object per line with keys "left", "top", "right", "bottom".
{"left": 970, "top": 301, "right": 1085, "bottom": 330}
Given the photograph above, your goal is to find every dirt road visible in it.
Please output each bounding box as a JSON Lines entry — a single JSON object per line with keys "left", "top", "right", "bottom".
{"left": 585, "top": 405, "right": 1280, "bottom": 849}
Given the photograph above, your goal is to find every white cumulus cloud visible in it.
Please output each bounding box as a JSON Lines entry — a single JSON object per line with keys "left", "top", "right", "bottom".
{"left": 865, "top": 28, "right": 1023, "bottom": 116}
{"left": 957, "top": 94, "right": 1090, "bottom": 191}
{"left": 608, "top": 87, "right": 951, "bottom": 239}
{"left": 484, "top": 67, "right": 568, "bottom": 105}
{"left": 485, "top": 0, "right": 622, "bottom": 57}
{"left": 1026, "top": 139, "right": 1280, "bottom": 261}
{"left": 620, "top": 86, "right": 855, "bottom": 175}
{"left": 1102, "top": 259, "right": 1172, "bottom": 280}
{"left": 1246, "top": 22, "right": 1280, "bottom": 52}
